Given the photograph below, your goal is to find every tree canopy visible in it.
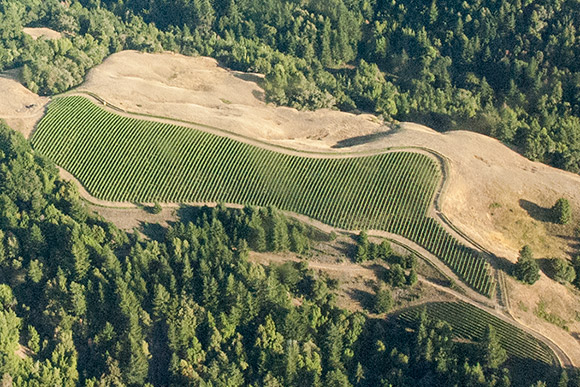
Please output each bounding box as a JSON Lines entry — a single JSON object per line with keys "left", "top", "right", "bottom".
{"left": 514, "top": 245, "right": 540, "bottom": 284}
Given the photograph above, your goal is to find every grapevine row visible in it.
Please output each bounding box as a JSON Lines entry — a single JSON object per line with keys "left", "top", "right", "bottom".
{"left": 32, "top": 96, "right": 495, "bottom": 296}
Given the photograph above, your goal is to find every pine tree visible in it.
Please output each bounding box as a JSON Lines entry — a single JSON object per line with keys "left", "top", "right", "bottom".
{"left": 248, "top": 215, "right": 267, "bottom": 252}
{"left": 552, "top": 198, "right": 571, "bottom": 224}
{"left": 290, "top": 227, "right": 307, "bottom": 254}
{"left": 51, "top": 331, "right": 79, "bottom": 387}
{"left": 202, "top": 275, "right": 219, "bottom": 311}
{"left": 355, "top": 230, "right": 369, "bottom": 263}
{"left": 27, "top": 325, "right": 40, "bottom": 353}
{"left": 479, "top": 325, "right": 507, "bottom": 369}
{"left": 407, "top": 268, "right": 418, "bottom": 286}
{"left": 319, "top": 17, "right": 332, "bottom": 66}
{"left": 71, "top": 241, "right": 90, "bottom": 281}
{"left": 377, "top": 240, "right": 392, "bottom": 261}
{"left": 152, "top": 283, "right": 171, "bottom": 320}
{"left": 514, "top": 245, "right": 540, "bottom": 284}
{"left": 270, "top": 212, "right": 289, "bottom": 251}
{"left": 0, "top": 230, "right": 4, "bottom": 264}
{"left": 388, "top": 264, "right": 406, "bottom": 287}
{"left": 374, "top": 287, "right": 393, "bottom": 314}
{"left": 27, "top": 259, "right": 43, "bottom": 283}
{"left": 558, "top": 370, "right": 568, "bottom": 387}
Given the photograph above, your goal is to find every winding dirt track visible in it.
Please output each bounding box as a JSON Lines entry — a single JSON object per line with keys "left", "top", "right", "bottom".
{"left": 253, "top": 252, "right": 569, "bottom": 368}
{"left": 45, "top": 92, "right": 573, "bottom": 368}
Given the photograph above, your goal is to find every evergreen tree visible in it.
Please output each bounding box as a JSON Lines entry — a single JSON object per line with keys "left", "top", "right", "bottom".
{"left": 547, "top": 258, "right": 576, "bottom": 284}
{"left": 290, "top": 226, "right": 308, "bottom": 254}
{"left": 355, "top": 230, "right": 369, "bottom": 263}
{"left": 479, "top": 325, "right": 507, "bottom": 370}
{"left": 71, "top": 240, "right": 90, "bottom": 281}
{"left": 377, "top": 240, "right": 392, "bottom": 261}
{"left": 248, "top": 215, "right": 267, "bottom": 252}
{"left": 407, "top": 268, "right": 418, "bottom": 286}
{"left": 558, "top": 370, "right": 569, "bottom": 387}
{"left": 373, "top": 286, "right": 393, "bottom": 314}
{"left": 0, "top": 230, "right": 4, "bottom": 264}
{"left": 514, "top": 245, "right": 540, "bottom": 284}
{"left": 552, "top": 198, "right": 571, "bottom": 224}
{"left": 388, "top": 264, "right": 406, "bottom": 287}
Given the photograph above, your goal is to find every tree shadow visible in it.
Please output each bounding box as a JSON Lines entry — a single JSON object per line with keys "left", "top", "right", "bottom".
{"left": 402, "top": 111, "right": 456, "bottom": 132}
{"left": 536, "top": 257, "right": 553, "bottom": 276}
{"left": 506, "top": 357, "right": 560, "bottom": 387}
{"left": 335, "top": 239, "right": 356, "bottom": 258}
{"left": 175, "top": 204, "right": 213, "bottom": 224}
{"left": 138, "top": 221, "right": 167, "bottom": 241}
{"left": 251, "top": 89, "right": 266, "bottom": 102}
{"left": 346, "top": 288, "right": 374, "bottom": 311}
{"left": 367, "top": 262, "right": 390, "bottom": 283}
{"left": 519, "top": 199, "right": 553, "bottom": 223}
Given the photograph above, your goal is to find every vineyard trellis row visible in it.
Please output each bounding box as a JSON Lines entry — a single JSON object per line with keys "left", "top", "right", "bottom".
{"left": 398, "top": 301, "right": 556, "bottom": 365}
{"left": 32, "top": 96, "right": 495, "bottom": 296}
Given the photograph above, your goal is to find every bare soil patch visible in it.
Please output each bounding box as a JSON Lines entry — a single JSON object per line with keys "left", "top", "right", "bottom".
{"left": 506, "top": 274, "right": 580, "bottom": 365}
{"left": 77, "top": 51, "right": 388, "bottom": 144}
{"left": 22, "top": 27, "right": 62, "bottom": 40}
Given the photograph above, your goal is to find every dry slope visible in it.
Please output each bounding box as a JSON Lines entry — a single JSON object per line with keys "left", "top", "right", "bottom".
{"left": 0, "top": 70, "right": 49, "bottom": 136}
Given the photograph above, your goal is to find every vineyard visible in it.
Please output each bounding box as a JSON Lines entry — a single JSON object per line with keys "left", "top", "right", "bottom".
{"left": 399, "top": 301, "right": 556, "bottom": 366}
{"left": 33, "top": 96, "right": 494, "bottom": 296}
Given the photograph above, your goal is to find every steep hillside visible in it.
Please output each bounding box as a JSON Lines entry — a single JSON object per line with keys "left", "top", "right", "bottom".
{"left": 0, "top": 70, "right": 48, "bottom": 136}
{"left": 4, "top": 50, "right": 580, "bottom": 365}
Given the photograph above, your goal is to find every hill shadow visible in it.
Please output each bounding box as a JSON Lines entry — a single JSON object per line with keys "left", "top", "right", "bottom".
{"left": 332, "top": 131, "right": 393, "bottom": 148}
{"left": 519, "top": 199, "right": 553, "bottom": 223}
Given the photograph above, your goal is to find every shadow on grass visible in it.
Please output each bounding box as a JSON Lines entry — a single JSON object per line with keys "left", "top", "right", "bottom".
{"left": 346, "top": 288, "right": 374, "bottom": 311}
{"left": 139, "top": 221, "right": 168, "bottom": 241}
{"left": 335, "top": 239, "right": 357, "bottom": 258}
{"left": 519, "top": 199, "right": 553, "bottom": 223}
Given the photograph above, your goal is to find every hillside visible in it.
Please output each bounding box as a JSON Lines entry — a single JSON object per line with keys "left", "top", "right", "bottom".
{"left": 0, "top": 71, "right": 48, "bottom": 136}
{"left": 4, "top": 49, "right": 580, "bottom": 366}
{"left": 76, "top": 51, "right": 580, "bottom": 262}
{"left": 73, "top": 51, "right": 580, "bottom": 366}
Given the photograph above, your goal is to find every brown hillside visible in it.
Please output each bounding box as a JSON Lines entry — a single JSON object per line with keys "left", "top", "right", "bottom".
{"left": 0, "top": 70, "right": 48, "bottom": 136}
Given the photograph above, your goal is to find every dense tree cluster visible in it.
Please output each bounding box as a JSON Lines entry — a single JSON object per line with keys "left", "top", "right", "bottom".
{"left": 4, "top": 0, "right": 580, "bottom": 172}
{"left": 0, "top": 119, "right": 562, "bottom": 385}
{"left": 546, "top": 257, "right": 576, "bottom": 284}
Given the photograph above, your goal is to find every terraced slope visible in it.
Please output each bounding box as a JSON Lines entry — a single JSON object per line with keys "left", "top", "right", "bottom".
{"left": 399, "top": 301, "right": 556, "bottom": 365}
{"left": 32, "top": 96, "right": 494, "bottom": 296}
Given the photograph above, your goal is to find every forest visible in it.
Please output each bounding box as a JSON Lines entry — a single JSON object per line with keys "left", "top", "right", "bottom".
{"left": 2, "top": 0, "right": 580, "bottom": 172}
